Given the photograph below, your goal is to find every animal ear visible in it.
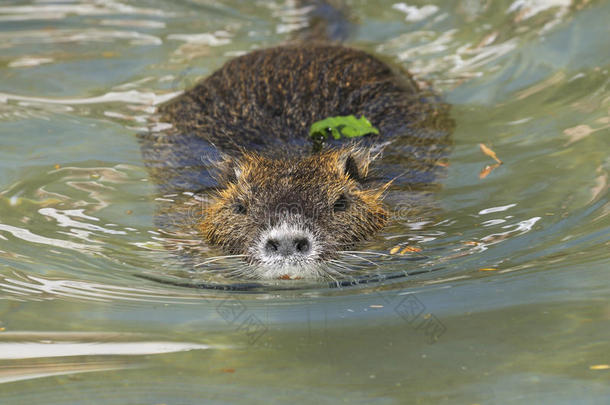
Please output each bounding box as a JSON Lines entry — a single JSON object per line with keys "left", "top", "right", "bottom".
{"left": 338, "top": 147, "right": 377, "bottom": 181}
{"left": 205, "top": 152, "right": 242, "bottom": 184}
{"left": 219, "top": 157, "right": 243, "bottom": 184}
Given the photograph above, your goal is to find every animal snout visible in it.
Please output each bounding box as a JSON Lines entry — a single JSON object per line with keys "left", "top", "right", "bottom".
{"left": 264, "top": 234, "right": 311, "bottom": 257}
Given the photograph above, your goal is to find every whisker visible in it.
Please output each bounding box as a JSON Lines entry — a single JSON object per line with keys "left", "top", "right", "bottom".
{"left": 327, "top": 260, "right": 359, "bottom": 274}
{"left": 329, "top": 257, "right": 372, "bottom": 270}
{"left": 323, "top": 264, "right": 356, "bottom": 284}
{"left": 193, "top": 254, "right": 247, "bottom": 267}
{"left": 321, "top": 267, "right": 339, "bottom": 284}
{"left": 337, "top": 253, "right": 380, "bottom": 267}
{"left": 339, "top": 250, "right": 390, "bottom": 257}
{"left": 223, "top": 263, "right": 256, "bottom": 279}
{"left": 327, "top": 258, "right": 352, "bottom": 268}
{"left": 196, "top": 266, "right": 230, "bottom": 273}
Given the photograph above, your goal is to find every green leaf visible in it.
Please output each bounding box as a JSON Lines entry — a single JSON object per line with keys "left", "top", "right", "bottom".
{"left": 309, "top": 115, "right": 379, "bottom": 141}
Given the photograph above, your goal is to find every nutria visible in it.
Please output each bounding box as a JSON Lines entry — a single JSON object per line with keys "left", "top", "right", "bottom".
{"left": 141, "top": 1, "right": 453, "bottom": 280}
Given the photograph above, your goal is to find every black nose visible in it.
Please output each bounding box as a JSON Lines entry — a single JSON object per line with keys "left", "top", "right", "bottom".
{"left": 265, "top": 236, "right": 311, "bottom": 256}
{"left": 294, "top": 237, "right": 310, "bottom": 253}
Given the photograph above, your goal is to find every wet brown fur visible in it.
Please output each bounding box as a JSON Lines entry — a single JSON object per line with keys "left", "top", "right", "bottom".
{"left": 159, "top": 44, "right": 443, "bottom": 153}
{"left": 153, "top": 42, "right": 453, "bottom": 267}
{"left": 199, "top": 147, "right": 390, "bottom": 262}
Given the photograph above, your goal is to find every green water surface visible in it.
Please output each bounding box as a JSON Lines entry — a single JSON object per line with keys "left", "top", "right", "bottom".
{"left": 0, "top": 0, "right": 609, "bottom": 403}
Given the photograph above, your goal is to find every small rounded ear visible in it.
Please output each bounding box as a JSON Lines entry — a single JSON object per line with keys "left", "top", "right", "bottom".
{"left": 338, "top": 147, "right": 379, "bottom": 181}
{"left": 218, "top": 157, "right": 243, "bottom": 184}
{"left": 202, "top": 152, "right": 242, "bottom": 184}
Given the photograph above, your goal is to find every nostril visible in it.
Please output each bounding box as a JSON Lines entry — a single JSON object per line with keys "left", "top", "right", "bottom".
{"left": 265, "top": 239, "right": 280, "bottom": 253}
{"left": 262, "top": 234, "right": 312, "bottom": 258}
{"left": 294, "top": 237, "right": 310, "bottom": 253}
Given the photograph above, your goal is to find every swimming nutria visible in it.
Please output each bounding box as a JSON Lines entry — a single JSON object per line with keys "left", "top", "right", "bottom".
{"left": 143, "top": 1, "right": 453, "bottom": 280}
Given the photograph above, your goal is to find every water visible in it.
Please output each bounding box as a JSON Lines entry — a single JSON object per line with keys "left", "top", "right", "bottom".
{"left": 0, "top": 0, "right": 609, "bottom": 403}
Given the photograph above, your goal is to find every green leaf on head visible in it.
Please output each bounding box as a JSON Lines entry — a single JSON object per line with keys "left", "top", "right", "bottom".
{"left": 309, "top": 115, "right": 379, "bottom": 143}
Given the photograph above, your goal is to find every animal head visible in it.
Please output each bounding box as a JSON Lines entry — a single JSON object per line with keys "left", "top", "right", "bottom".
{"left": 199, "top": 146, "right": 390, "bottom": 279}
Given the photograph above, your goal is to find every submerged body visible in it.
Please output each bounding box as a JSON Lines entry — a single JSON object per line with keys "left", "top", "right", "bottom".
{"left": 147, "top": 43, "right": 452, "bottom": 280}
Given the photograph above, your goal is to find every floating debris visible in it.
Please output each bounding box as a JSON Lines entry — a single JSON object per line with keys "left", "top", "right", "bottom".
{"left": 390, "top": 245, "right": 423, "bottom": 255}
{"left": 589, "top": 364, "right": 609, "bottom": 370}
{"left": 400, "top": 246, "right": 422, "bottom": 254}
{"left": 479, "top": 163, "right": 501, "bottom": 179}
{"left": 478, "top": 143, "right": 503, "bottom": 178}
{"left": 479, "top": 143, "right": 502, "bottom": 164}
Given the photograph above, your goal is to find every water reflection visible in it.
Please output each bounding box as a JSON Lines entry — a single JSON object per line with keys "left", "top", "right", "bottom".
{"left": 0, "top": 341, "right": 210, "bottom": 360}
{"left": 0, "top": 331, "right": 212, "bottom": 384}
{"left": 0, "top": 0, "right": 608, "bottom": 400}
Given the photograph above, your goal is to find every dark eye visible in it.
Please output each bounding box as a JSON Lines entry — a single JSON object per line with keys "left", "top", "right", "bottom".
{"left": 333, "top": 194, "right": 349, "bottom": 212}
{"left": 233, "top": 202, "right": 247, "bottom": 215}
